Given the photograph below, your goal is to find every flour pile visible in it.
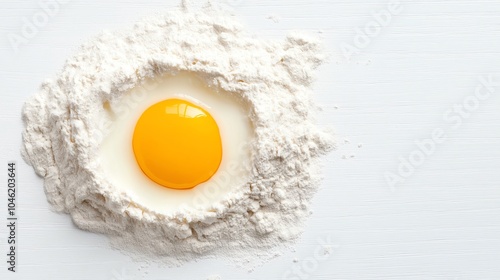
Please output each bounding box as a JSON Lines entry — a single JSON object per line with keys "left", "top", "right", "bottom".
{"left": 21, "top": 2, "right": 334, "bottom": 267}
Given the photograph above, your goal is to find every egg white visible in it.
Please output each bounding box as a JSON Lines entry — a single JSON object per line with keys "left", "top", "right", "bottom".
{"left": 99, "top": 72, "right": 253, "bottom": 213}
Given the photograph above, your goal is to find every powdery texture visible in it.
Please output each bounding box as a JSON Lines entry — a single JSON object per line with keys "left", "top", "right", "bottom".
{"left": 21, "top": 3, "right": 333, "bottom": 267}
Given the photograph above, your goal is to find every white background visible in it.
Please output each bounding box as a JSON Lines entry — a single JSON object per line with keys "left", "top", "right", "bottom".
{"left": 1, "top": 0, "right": 500, "bottom": 279}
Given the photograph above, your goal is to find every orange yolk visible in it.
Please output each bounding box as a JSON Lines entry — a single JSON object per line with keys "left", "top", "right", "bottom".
{"left": 132, "top": 98, "right": 222, "bottom": 190}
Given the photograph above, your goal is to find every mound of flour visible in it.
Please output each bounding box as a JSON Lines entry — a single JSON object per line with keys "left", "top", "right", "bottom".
{"left": 21, "top": 2, "right": 333, "bottom": 267}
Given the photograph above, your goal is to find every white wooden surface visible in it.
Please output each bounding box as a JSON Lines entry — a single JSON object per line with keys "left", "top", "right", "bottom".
{"left": 1, "top": 0, "right": 500, "bottom": 279}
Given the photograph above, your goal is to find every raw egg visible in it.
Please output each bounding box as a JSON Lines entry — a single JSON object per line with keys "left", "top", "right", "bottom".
{"left": 99, "top": 73, "right": 252, "bottom": 213}
{"left": 132, "top": 98, "right": 223, "bottom": 190}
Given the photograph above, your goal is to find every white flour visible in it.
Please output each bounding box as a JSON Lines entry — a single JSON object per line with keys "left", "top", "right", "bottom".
{"left": 21, "top": 2, "right": 334, "bottom": 268}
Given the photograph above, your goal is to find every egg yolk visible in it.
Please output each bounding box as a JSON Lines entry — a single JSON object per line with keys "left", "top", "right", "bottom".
{"left": 132, "top": 99, "right": 222, "bottom": 190}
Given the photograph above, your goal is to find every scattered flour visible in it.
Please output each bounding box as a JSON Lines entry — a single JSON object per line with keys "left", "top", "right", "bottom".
{"left": 266, "top": 14, "right": 281, "bottom": 23}
{"left": 21, "top": 1, "right": 333, "bottom": 268}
